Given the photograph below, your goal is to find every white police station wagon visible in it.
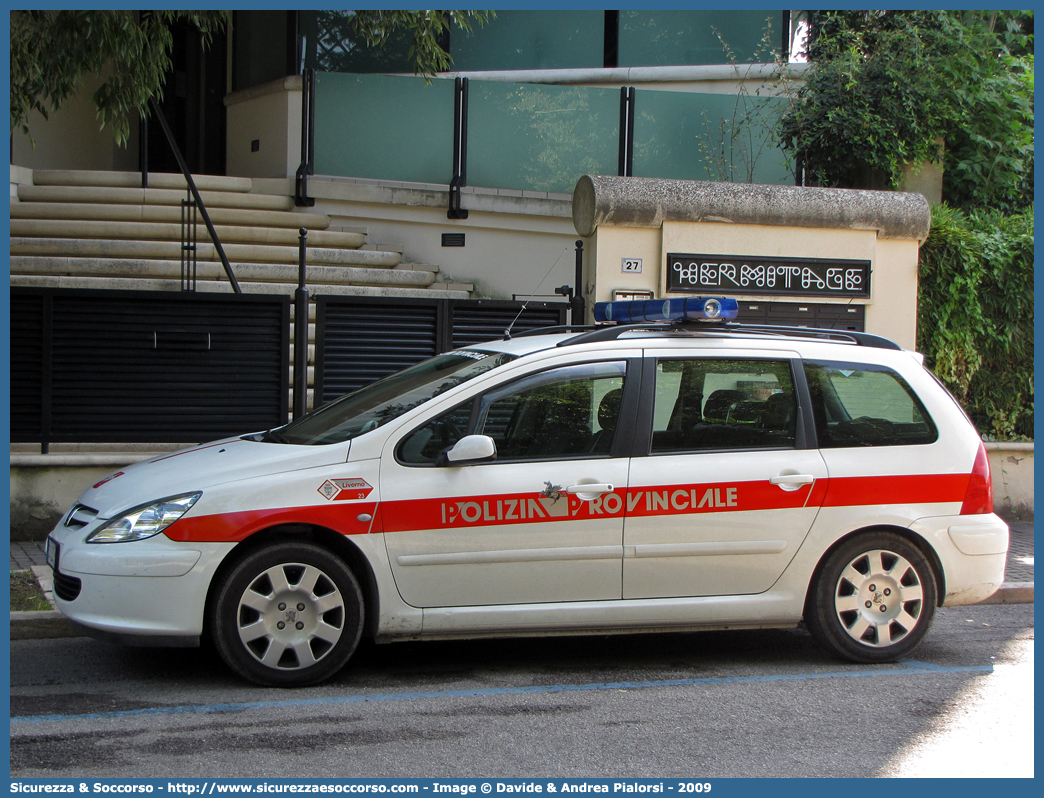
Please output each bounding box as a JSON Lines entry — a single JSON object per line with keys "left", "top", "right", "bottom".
{"left": 46, "top": 297, "right": 1008, "bottom": 686}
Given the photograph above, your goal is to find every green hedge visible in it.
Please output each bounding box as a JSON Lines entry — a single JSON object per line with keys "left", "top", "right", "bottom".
{"left": 917, "top": 205, "right": 1034, "bottom": 440}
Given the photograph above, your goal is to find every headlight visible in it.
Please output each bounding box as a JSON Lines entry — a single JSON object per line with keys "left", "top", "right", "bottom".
{"left": 86, "top": 493, "right": 202, "bottom": 544}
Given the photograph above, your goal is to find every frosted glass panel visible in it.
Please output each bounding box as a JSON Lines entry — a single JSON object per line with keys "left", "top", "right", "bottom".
{"left": 633, "top": 90, "right": 792, "bottom": 186}
{"left": 452, "top": 11, "right": 604, "bottom": 71}
{"left": 619, "top": 10, "right": 780, "bottom": 66}
{"left": 301, "top": 11, "right": 413, "bottom": 74}
{"left": 313, "top": 73, "right": 455, "bottom": 185}
{"left": 467, "top": 82, "right": 619, "bottom": 194}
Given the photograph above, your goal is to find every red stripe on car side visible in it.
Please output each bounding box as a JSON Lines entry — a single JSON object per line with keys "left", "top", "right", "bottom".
{"left": 163, "top": 473, "right": 968, "bottom": 543}
{"left": 820, "top": 474, "right": 968, "bottom": 508}
{"left": 164, "top": 502, "right": 377, "bottom": 542}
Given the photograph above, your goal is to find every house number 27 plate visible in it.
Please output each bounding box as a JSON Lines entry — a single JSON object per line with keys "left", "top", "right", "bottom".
{"left": 622, "top": 258, "right": 643, "bottom": 273}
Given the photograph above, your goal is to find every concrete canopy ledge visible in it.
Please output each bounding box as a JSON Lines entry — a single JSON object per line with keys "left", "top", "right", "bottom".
{"left": 572, "top": 175, "right": 932, "bottom": 242}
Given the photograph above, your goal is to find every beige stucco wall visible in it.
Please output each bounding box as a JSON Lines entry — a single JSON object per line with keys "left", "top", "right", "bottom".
{"left": 333, "top": 210, "right": 578, "bottom": 301}
{"left": 865, "top": 237, "right": 920, "bottom": 350}
{"left": 583, "top": 225, "right": 663, "bottom": 307}
{"left": 988, "top": 443, "right": 1034, "bottom": 520}
{"left": 575, "top": 177, "right": 927, "bottom": 351}
{"left": 583, "top": 220, "right": 919, "bottom": 350}
{"left": 11, "top": 72, "right": 139, "bottom": 173}
{"left": 225, "top": 78, "right": 302, "bottom": 179}
{"left": 10, "top": 465, "right": 116, "bottom": 541}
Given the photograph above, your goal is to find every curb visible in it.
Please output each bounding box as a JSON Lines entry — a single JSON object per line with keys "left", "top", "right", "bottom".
{"left": 975, "top": 582, "right": 1034, "bottom": 605}
{"left": 10, "top": 584, "right": 1033, "bottom": 641}
{"left": 10, "top": 610, "right": 80, "bottom": 640}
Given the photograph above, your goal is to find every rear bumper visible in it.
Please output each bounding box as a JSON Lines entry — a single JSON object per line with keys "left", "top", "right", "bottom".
{"left": 912, "top": 513, "right": 1008, "bottom": 606}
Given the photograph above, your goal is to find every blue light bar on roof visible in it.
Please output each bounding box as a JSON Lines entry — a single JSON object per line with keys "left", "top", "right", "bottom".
{"left": 593, "top": 296, "right": 739, "bottom": 324}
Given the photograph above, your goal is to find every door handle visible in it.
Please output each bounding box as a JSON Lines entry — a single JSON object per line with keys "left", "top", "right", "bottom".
{"left": 769, "top": 473, "right": 815, "bottom": 491}
{"left": 566, "top": 483, "right": 615, "bottom": 499}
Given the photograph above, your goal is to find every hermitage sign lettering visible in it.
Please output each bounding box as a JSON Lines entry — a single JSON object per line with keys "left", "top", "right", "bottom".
{"left": 667, "top": 253, "right": 871, "bottom": 298}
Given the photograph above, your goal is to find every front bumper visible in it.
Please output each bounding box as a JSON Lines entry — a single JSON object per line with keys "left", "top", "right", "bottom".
{"left": 47, "top": 523, "right": 235, "bottom": 643}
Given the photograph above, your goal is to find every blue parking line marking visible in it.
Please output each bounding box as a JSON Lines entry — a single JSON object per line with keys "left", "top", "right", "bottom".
{"left": 10, "top": 660, "right": 993, "bottom": 725}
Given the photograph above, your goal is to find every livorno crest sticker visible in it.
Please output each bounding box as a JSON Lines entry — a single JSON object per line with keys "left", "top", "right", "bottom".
{"left": 318, "top": 478, "right": 373, "bottom": 501}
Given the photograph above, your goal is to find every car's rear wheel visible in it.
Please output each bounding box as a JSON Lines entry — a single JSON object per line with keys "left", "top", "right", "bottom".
{"left": 806, "top": 532, "right": 937, "bottom": 663}
{"left": 212, "top": 542, "right": 363, "bottom": 686}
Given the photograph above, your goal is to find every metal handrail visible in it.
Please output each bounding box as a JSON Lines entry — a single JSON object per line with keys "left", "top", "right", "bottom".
{"left": 148, "top": 96, "right": 242, "bottom": 294}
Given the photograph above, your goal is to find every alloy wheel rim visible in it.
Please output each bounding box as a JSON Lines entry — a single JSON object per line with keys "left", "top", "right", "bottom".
{"left": 833, "top": 548, "right": 924, "bottom": 647}
{"left": 235, "top": 562, "right": 345, "bottom": 670}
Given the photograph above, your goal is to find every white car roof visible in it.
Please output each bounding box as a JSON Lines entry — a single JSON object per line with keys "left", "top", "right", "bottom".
{"left": 463, "top": 324, "right": 914, "bottom": 364}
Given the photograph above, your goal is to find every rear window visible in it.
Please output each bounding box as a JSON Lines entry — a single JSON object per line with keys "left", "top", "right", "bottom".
{"left": 804, "top": 361, "right": 938, "bottom": 448}
{"left": 651, "top": 358, "right": 797, "bottom": 452}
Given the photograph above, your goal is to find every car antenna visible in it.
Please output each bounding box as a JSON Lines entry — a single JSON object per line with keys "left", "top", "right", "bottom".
{"left": 503, "top": 246, "right": 570, "bottom": 339}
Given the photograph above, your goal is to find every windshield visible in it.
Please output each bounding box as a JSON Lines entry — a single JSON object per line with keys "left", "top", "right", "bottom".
{"left": 253, "top": 350, "right": 516, "bottom": 446}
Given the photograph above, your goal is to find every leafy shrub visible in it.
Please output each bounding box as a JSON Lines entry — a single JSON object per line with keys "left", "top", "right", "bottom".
{"left": 781, "top": 11, "right": 1033, "bottom": 213}
{"left": 918, "top": 205, "right": 1034, "bottom": 439}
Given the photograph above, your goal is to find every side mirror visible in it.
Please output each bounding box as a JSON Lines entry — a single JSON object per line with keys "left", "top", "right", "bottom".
{"left": 437, "top": 435, "right": 497, "bottom": 466}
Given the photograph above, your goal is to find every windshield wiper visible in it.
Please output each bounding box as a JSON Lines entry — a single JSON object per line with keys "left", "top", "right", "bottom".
{"left": 242, "top": 427, "right": 292, "bottom": 444}
{"left": 264, "top": 428, "right": 292, "bottom": 444}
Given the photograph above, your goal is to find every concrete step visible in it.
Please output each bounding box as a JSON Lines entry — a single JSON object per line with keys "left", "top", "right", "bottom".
{"left": 17, "top": 185, "right": 294, "bottom": 211}
{"left": 31, "top": 169, "right": 253, "bottom": 193}
{"left": 10, "top": 219, "right": 365, "bottom": 249}
{"left": 11, "top": 202, "right": 332, "bottom": 230}
{"left": 10, "top": 274, "right": 472, "bottom": 300}
{"left": 360, "top": 242, "right": 404, "bottom": 254}
{"left": 11, "top": 238, "right": 401, "bottom": 267}
{"left": 11, "top": 257, "right": 436, "bottom": 288}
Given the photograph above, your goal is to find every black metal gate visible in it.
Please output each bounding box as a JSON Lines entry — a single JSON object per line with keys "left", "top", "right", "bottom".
{"left": 10, "top": 288, "right": 290, "bottom": 445}
{"left": 314, "top": 297, "right": 567, "bottom": 405}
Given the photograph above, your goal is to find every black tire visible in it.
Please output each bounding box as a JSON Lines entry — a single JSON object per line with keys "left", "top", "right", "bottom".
{"left": 805, "top": 532, "right": 937, "bottom": 663}
{"left": 211, "top": 542, "right": 364, "bottom": 687}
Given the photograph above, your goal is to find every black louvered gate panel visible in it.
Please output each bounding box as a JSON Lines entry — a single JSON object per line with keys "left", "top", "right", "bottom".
{"left": 11, "top": 289, "right": 290, "bottom": 444}
{"left": 10, "top": 292, "right": 46, "bottom": 438}
{"left": 315, "top": 299, "right": 440, "bottom": 406}
{"left": 450, "top": 300, "right": 567, "bottom": 349}
{"left": 316, "top": 298, "right": 567, "bottom": 406}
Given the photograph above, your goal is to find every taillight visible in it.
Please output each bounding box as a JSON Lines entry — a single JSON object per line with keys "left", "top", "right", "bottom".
{"left": 960, "top": 443, "right": 993, "bottom": 515}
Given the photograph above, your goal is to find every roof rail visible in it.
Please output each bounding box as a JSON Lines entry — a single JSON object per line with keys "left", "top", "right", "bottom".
{"left": 721, "top": 323, "right": 902, "bottom": 350}
{"left": 556, "top": 320, "right": 901, "bottom": 350}
{"left": 504, "top": 324, "right": 598, "bottom": 340}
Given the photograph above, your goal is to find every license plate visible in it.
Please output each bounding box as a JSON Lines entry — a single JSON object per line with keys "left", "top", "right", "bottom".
{"left": 45, "top": 538, "right": 59, "bottom": 571}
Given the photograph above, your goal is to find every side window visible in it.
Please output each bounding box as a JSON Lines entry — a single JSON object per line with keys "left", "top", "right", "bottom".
{"left": 651, "top": 359, "right": 796, "bottom": 453}
{"left": 804, "top": 361, "right": 938, "bottom": 448}
{"left": 477, "top": 362, "right": 627, "bottom": 461}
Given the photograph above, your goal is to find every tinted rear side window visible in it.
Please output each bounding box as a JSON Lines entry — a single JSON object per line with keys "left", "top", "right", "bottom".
{"left": 651, "top": 358, "right": 797, "bottom": 452}
{"left": 804, "top": 361, "right": 938, "bottom": 448}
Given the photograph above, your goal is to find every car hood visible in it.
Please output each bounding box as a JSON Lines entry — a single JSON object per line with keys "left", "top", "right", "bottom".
{"left": 75, "top": 437, "right": 351, "bottom": 520}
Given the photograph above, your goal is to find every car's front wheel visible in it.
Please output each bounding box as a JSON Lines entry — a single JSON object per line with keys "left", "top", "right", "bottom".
{"left": 211, "top": 542, "right": 363, "bottom": 686}
{"left": 806, "top": 532, "right": 937, "bottom": 663}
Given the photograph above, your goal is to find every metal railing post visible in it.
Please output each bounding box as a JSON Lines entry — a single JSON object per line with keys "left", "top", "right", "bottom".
{"left": 448, "top": 77, "right": 469, "bottom": 219}
{"left": 295, "top": 68, "right": 316, "bottom": 207}
{"left": 181, "top": 197, "right": 198, "bottom": 291}
{"left": 293, "top": 228, "right": 310, "bottom": 418}
{"left": 618, "top": 87, "right": 635, "bottom": 177}
{"left": 139, "top": 116, "right": 149, "bottom": 189}
{"left": 572, "top": 240, "right": 586, "bottom": 325}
